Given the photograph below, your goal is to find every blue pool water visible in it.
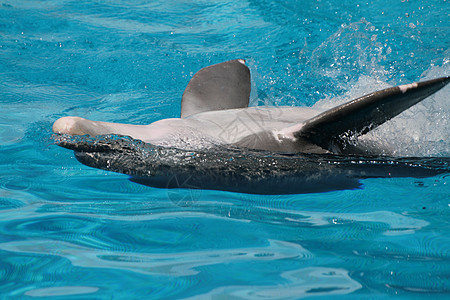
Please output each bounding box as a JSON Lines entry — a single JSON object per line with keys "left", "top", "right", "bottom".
{"left": 1, "top": 0, "right": 449, "bottom": 299}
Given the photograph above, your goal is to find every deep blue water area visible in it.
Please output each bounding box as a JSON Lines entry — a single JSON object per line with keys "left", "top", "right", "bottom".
{"left": 1, "top": 0, "right": 449, "bottom": 299}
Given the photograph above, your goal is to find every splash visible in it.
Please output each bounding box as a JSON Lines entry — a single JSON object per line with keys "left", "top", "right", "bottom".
{"left": 310, "top": 21, "right": 449, "bottom": 157}
{"left": 313, "top": 64, "right": 450, "bottom": 157}
{"left": 311, "top": 18, "right": 389, "bottom": 86}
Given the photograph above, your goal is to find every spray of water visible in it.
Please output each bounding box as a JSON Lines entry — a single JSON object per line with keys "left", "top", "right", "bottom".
{"left": 309, "top": 20, "right": 449, "bottom": 157}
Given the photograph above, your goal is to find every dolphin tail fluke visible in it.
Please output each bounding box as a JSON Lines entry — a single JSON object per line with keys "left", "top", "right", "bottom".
{"left": 295, "top": 76, "right": 450, "bottom": 152}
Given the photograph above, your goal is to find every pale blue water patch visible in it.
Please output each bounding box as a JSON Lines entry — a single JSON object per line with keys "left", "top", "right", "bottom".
{"left": 1, "top": 0, "right": 449, "bottom": 299}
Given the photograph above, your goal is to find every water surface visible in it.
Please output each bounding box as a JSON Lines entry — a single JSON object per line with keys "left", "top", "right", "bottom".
{"left": 0, "top": 0, "right": 449, "bottom": 299}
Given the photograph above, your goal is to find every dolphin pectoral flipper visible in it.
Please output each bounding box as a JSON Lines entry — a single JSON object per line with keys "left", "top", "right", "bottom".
{"left": 181, "top": 59, "right": 251, "bottom": 118}
{"left": 293, "top": 76, "right": 450, "bottom": 152}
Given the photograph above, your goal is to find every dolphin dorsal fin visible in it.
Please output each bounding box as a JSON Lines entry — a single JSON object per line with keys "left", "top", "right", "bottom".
{"left": 295, "top": 76, "right": 450, "bottom": 152}
{"left": 181, "top": 59, "right": 251, "bottom": 118}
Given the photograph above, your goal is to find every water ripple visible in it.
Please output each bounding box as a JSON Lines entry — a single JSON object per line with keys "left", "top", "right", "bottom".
{"left": 24, "top": 286, "right": 99, "bottom": 297}
{"left": 264, "top": 209, "right": 429, "bottom": 234}
{"left": 184, "top": 267, "right": 362, "bottom": 299}
{"left": 0, "top": 239, "right": 311, "bottom": 276}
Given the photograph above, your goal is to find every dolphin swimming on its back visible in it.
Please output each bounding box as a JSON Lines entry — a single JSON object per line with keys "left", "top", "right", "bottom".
{"left": 53, "top": 60, "right": 450, "bottom": 194}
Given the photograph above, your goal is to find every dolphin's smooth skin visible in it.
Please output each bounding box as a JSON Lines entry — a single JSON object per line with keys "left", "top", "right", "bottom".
{"left": 53, "top": 59, "right": 450, "bottom": 194}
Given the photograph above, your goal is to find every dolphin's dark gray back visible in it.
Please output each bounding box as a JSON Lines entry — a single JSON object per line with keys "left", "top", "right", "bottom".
{"left": 56, "top": 135, "right": 450, "bottom": 194}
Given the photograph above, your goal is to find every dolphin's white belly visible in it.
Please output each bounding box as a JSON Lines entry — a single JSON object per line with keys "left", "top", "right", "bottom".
{"left": 185, "top": 106, "right": 323, "bottom": 144}
{"left": 51, "top": 104, "right": 380, "bottom": 153}
{"left": 135, "top": 106, "right": 323, "bottom": 150}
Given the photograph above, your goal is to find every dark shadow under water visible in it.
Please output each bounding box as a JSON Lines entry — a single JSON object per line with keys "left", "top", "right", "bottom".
{"left": 55, "top": 134, "right": 450, "bottom": 194}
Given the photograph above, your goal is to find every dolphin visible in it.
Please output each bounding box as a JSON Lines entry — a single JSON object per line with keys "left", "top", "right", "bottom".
{"left": 53, "top": 59, "right": 450, "bottom": 194}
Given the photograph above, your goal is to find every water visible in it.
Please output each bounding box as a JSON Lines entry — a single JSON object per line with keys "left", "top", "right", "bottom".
{"left": 0, "top": 0, "right": 449, "bottom": 299}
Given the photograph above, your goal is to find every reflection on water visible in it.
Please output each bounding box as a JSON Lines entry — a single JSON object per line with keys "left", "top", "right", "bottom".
{"left": 185, "top": 268, "right": 362, "bottom": 299}
{"left": 0, "top": 239, "right": 310, "bottom": 276}
{"left": 25, "top": 286, "right": 99, "bottom": 297}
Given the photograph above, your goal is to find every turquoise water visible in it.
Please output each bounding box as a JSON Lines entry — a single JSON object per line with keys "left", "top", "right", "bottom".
{"left": 1, "top": 0, "right": 449, "bottom": 299}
